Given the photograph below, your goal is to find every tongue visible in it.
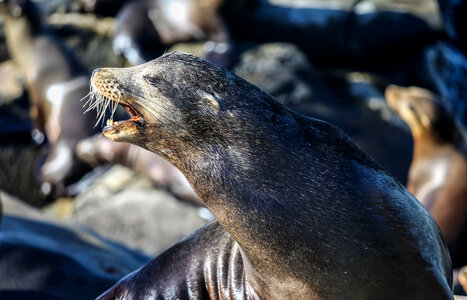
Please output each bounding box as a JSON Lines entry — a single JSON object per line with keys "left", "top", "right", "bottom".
{"left": 129, "top": 115, "right": 141, "bottom": 122}
{"left": 124, "top": 105, "right": 138, "bottom": 118}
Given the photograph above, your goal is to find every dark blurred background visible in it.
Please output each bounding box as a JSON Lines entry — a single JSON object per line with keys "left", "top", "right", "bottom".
{"left": 0, "top": 0, "right": 466, "bottom": 299}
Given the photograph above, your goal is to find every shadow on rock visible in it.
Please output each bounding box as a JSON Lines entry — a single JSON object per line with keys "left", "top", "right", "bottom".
{"left": 0, "top": 192, "right": 149, "bottom": 300}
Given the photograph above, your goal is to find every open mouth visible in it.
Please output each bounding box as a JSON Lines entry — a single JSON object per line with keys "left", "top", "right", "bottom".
{"left": 104, "top": 101, "right": 145, "bottom": 130}
{"left": 86, "top": 69, "right": 146, "bottom": 135}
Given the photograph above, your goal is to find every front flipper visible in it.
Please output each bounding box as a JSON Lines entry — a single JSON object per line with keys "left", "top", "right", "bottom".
{"left": 96, "top": 221, "right": 250, "bottom": 300}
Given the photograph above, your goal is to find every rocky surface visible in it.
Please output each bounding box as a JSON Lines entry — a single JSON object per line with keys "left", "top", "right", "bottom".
{"left": 70, "top": 165, "right": 207, "bottom": 256}
{"left": 0, "top": 191, "right": 149, "bottom": 300}
{"left": 0, "top": 145, "right": 52, "bottom": 207}
{"left": 233, "top": 43, "right": 316, "bottom": 107}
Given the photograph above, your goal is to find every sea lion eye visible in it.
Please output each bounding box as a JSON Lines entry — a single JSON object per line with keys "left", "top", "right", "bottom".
{"left": 144, "top": 75, "right": 162, "bottom": 86}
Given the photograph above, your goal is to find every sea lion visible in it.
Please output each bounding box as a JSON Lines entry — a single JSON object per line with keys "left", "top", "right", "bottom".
{"left": 88, "top": 53, "right": 452, "bottom": 299}
{"left": 76, "top": 134, "right": 202, "bottom": 205}
{"left": 112, "top": 0, "right": 164, "bottom": 66}
{"left": 113, "top": 0, "right": 234, "bottom": 66}
{"left": 385, "top": 84, "right": 467, "bottom": 268}
{"left": 0, "top": 0, "right": 97, "bottom": 189}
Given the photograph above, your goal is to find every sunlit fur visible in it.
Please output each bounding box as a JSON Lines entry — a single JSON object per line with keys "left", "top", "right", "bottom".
{"left": 91, "top": 53, "right": 453, "bottom": 300}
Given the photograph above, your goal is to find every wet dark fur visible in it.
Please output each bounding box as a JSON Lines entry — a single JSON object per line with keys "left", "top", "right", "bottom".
{"left": 93, "top": 53, "right": 453, "bottom": 299}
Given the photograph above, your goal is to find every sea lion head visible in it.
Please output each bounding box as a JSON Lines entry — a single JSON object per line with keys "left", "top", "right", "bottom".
{"left": 90, "top": 52, "right": 281, "bottom": 164}
{"left": 0, "top": 0, "right": 41, "bottom": 25}
{"left": 385, "top": 84, "right": 457, "bottom": 141}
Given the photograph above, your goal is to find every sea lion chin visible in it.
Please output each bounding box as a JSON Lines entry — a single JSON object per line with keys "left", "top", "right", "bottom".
{"left": 102, "top": 120, "right": 142, "bottom": 143}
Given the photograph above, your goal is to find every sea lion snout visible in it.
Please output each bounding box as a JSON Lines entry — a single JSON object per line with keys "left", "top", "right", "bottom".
{"left": 91, "top": 68, "right": 124, "bottom": 102}
{"left": 90, "top": 68, "right": 147, "bottom": 144}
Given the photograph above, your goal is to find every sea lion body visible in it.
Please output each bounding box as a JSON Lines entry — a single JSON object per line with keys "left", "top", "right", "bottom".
{"left": 113, "top": 0, "right": 234, "bottom": 65}
{"left": 90, "top": 53, "right": 452, "bottom": 299}
{"left": 0, "top": 0, "right": 96, "bottom": 187}
{"left": 386, "top": 85, "right": 467, "bottom": 268}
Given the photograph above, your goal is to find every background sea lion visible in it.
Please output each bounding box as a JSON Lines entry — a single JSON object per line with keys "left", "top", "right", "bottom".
{"left": 113, "top": 0, "right": 236, "bottom": 66}
{"left": 89, "top": 53, "right": 452, "bottom": 299}
{"left": 112, "top": 0, "right": 164, "bottom": 66}
{"left": 385, "top": 84, "right": 467, "bottom": 268}
{"left": 0, "top": 0, "right": 97, "bottom": 190}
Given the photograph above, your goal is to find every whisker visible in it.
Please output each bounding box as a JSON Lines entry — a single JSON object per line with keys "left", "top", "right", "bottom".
{"left": 80, "top": 91, "right": 92, "bottom": 102}
{"left": 84, "top": 86, "right": 111, "bottom": 127}
{"left": 96, "top": 94, "right": 113, "bottom": 127}
{"left": 109, "top": 93, "right": 120, "bottom": 122}
{"left": 84, "top": 84, "right": 122, "bottom": 128}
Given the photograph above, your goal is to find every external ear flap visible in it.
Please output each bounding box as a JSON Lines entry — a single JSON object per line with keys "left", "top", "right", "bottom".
{"left": 199, "top": 91, "right": 221, "bottom": 111}
{"left": 12, "top": 4, "right": 21, "bottom": 17}
{"left": 420, "top": 114, "right": 431, "bottom": 129}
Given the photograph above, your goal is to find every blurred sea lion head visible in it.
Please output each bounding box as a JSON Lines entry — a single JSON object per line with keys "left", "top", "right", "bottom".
{"left": 385, "top": 85, "right": 458, "bottom": 142}
{"left": 0, "top": 0, "right": 41, "bottom": 25}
